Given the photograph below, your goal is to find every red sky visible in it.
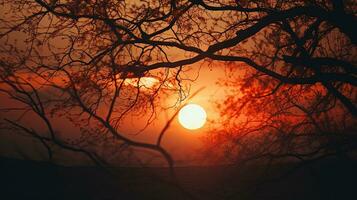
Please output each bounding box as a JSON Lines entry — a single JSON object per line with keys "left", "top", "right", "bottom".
{"left": 0, "top": 62, "right": 228, "bottom": 166}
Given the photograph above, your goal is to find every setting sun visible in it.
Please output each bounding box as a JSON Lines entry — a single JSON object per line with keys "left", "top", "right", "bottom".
{"left": 178, "top": 104, "right": 207, "bottom": 130}
{"left": 1, "top": 1, "right": 354, "bottom": 199}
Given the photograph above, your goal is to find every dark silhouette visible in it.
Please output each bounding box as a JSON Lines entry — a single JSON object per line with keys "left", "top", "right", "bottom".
{"left": 0, "top": 0, "right": 356, "bottom": 199}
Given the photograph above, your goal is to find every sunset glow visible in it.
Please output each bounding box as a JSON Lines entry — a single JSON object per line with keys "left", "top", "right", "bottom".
{"left": 124, "top": 77, "right": 159, "bottom": 88}
{"left": 0, "top": 1, "right": 355, "bottom": 199}
{"left": 178, "top": 104, "right": 207, "bottom": 130}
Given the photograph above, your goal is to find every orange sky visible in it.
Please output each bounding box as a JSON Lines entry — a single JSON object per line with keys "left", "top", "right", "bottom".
{"left": 0, "top": 61, "right": 228, "bottom": 166}
{"left": 0, "top": 0, "right": 241, "bottom": 166}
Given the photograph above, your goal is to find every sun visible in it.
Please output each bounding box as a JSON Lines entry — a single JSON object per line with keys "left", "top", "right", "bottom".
{"left": 178, "top": 104, "right": 207, "bottom": 130}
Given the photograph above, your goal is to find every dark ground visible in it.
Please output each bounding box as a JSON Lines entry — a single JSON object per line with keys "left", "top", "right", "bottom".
{"left": 0, "top": 156, "right": 356, "bottom": 200}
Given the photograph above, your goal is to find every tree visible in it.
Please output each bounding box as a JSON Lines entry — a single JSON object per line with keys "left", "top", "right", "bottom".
{"left": 197, "top": 0, "right": 357, "bottom": 166}
{"left": 0, "top": 0, "right": 185, "bottom": 170}
{"left": 0, "top": 0, "right": 356, "bottom": 171}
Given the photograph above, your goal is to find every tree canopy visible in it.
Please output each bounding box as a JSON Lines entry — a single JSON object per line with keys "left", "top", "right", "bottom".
{"left": 0, "top": 0, "right": 356, "bottom": 168}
